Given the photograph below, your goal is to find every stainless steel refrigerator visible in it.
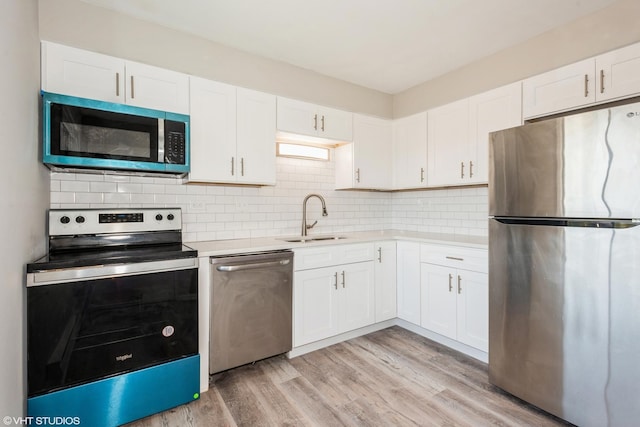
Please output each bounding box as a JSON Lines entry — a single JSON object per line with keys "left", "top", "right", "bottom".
{"left": 489, "top": 102, "right": 640, "bottom": 427}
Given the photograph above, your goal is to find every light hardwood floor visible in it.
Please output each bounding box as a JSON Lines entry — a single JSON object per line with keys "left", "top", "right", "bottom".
{"left": 127, "top": 326, "right": 571, "bottom": 426}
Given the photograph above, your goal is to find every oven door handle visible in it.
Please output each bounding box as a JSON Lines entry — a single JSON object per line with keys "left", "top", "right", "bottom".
{"left": 214, "top": 259, "right": 290, "bottom": 272}
{"left": 28, "top": 257, "right": 198, "bottom": 286}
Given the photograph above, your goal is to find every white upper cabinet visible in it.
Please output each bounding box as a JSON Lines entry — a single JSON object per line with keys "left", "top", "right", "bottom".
{"left": 188, "top": 78, "right": 276, "bottom": 185}
{"left": 236, "top": 88, "right": 277, "bottom": 185}
{"left": 596, "top": 42, "right": 640, "bottom": 103}
{"left": 42, "top": 41, "right": 125, "bottom": 104}
{"left": 428, "top": 83, "right": 522, "bottom": 187}
{"left": 277, "top": 97, "right": 353, "bottom": 141}
{"left": 41, "top": 41, "right": 189, "bottom": 114}
{"left": 335, "top": 114, "right": 392, "bottom": 190}
{"left": 427, "top": 98, "right": 470, "bottom": 187}
{"left": 393, "top": 112, "right": 428, "bottom": 189}
{"left": 467, "top": 82, "right": 522, "bottom": 184}
{"left": 523, "top": 41, "right": 640, "bottom": 119}
{"left": 523, "top": 59, "right": 595, "bottom": 119}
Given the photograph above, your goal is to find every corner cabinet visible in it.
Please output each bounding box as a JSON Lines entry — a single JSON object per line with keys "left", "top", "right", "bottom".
{"left": 293, "top": 243, "right": 375, "bottom": 347}
{"left": 41, "top": 41, "right": 189, "bottom": 114}
{"left": 335, "top": 114, "right": 393, "bottom": 190}
{"left": 188, "top": 77, "right": 276, "bottom": 185}
{"left": 427, "top": 82, "right": 521, "bottom": 187}
{"left": 523, "top": 41, "right": 640, "bottom": 119}
{"left": 419, "top": 243, "right": 488, "bottom": 352}
{"left": 276, "top": 97, "right": 353, "bottom": 142}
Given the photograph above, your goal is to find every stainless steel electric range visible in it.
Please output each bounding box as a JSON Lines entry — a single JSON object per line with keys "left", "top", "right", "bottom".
{"left": 26, "top": 208, "right": 199, "bottom": 427}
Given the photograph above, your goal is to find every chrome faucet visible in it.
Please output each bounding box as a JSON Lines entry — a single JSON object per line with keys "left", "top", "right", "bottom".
{"left": 301, "top": 193, "right": 328, "bottom": 236}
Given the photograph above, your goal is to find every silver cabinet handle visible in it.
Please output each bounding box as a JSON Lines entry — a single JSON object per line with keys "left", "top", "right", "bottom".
{"left": 448, "top": 274, "right": 453, "bottom": 292}
{"left": 446, "top": 256, "right": 464, "bottom": 261}
{"left": 457, "top": 275, "right": 462, "bottom": 294}
{"left": 420, "top": 167, "right": 425, "bottom": 183}
{"left": 356, "top": 168, "right": 361, "bottom": 183}
{"left": 600, "top": 69, "right": 605, "bottom": 94}
{"left": 231, "top": 157, "right": 235, "bottom": 176}
{"left": 460, "top": 162, "right": 465, "bottom": 179}
{"left": 241, "top": 157, "right": 245, "bottom": 176}
{"left": 584, "top": 74, "right": 589, "bottom": 97}
{"left": 377, "top": 247, "right": 382, "bottom": 263}
{"left": 130, "top": 75, "right": 135, "bottom": 99}
{"left": 115, "top": 72, "right": 120, "bottom": 96}
{"left": 341, "top": 270, "right": 346, "bottom": 288}
{"left": 321, "top": 115, "right": 325, "bottom": 132}
{"left": 215, "top": 259, "right": 290, "bottom": 272}
{"left": 334, "top": 272, "right": 338, "bottom": 290}
{"left": 469, "top": 161, "right": 474, "bottom": 178}
{"left": 314, "top": 114, "right": 318, "bottom": 131}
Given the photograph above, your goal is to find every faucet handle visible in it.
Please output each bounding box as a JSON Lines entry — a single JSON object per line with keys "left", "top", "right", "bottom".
{"left": 306, "top": 220, "right": 318, "bottom": 230}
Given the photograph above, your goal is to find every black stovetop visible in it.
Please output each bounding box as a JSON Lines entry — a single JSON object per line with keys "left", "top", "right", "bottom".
{"left": 26, "top": 243, "right": 197, "bottom": 273}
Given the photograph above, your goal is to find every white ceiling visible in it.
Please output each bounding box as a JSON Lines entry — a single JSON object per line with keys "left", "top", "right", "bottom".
{"left": 81, "top": 0, "right": 618, "bottom": 94}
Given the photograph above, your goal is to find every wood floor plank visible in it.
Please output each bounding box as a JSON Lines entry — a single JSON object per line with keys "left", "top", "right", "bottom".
{"left": 126, "top": 326, "right": 571, "bottom": 427}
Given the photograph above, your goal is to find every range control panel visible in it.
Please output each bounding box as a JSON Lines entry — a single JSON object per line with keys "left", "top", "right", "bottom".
{"left": 49, "top": 208, "right": 182, "bottom": 236}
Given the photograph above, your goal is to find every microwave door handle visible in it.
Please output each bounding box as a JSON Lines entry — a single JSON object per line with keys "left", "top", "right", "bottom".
{"left": 158, "top": 119, "right": 165, "bottom": 163}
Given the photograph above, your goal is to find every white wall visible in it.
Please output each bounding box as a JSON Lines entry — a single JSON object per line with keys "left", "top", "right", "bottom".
{"left": 394, "top": 0, "right": 640, "bottom": 117}
{"left": 37, "top": 0, "right": 393, "bottom": 119}
{"left": 0, "top": 0, "right": 49, "bottom": 417}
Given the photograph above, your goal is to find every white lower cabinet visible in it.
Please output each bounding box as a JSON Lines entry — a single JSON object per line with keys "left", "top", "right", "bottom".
{"left": 374, "top": 241, "right": 397, "bottom": 322}
{"left": 293, "top": 244, "right": 375, "bottom": 347}
{"left": 419, "top": 244, "right": 488, "bottom": 352}
{"left": 396, "top": 241, "right": 421, "bottom": 325}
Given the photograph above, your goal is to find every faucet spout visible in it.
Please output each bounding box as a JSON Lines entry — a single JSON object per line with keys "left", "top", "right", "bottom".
{"left": 302, "top": 193, "right": 328, "bottom": 236}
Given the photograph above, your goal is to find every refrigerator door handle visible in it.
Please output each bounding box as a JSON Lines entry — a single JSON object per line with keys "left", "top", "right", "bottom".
{"left": 492, "top": 218, "right": 640, "bottom": 229}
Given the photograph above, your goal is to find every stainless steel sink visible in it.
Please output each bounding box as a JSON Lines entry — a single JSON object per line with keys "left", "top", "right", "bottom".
{"left": 280, "top": 236, "right": 347, "bottom": 243}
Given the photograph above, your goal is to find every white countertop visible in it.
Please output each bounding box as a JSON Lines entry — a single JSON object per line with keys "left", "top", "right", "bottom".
{"left": 186, "top": 229, "right": 487, "bottom": 257}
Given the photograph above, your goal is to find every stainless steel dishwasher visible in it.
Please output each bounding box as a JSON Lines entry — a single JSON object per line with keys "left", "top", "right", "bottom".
{"left": 209, "top": 250, "right": 293, "bottom": 374}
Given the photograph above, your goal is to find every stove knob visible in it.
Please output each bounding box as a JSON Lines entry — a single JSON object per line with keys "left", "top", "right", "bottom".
{"left": 60, "top": 216, "right": 70, "bottom": 224}
{"left": 167, "top": 214, "right": 175, "bottom": 221}
{"left": 156, "top": 214, "right": 163, "bottom": 221}
{"left": 75, "top": 216, "right": 85, "bottom": 224}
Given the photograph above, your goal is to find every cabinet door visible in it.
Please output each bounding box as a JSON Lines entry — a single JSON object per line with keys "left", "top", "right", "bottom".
{"left": 188, "top": 77, "right": 237, "bottom": 183}
{"left": 522, "top": 58, "right": 595, "bottom": 119}
{"left": 420, "top": 263, "right": 457, "bottom": 340}
{"left": 352, "top": 114, "right": 393, "bottom": 189}
{"left": 318, "top": 106, "right": 353, "bottom": 141}
{"left": 427, "top": 99, "right": 469, "bottom": 187}
{"left": 393, "top": 112, "right": 427, "bottom": 189}
{"left": 396, "top": 241, "right": 421, "bottom": 325}
{"left": 41, "top": 41, "right": 124, "bottom": 103}
{"left": 596, "top": 41, "right": 640, "bottom": 102}
{"left": 236, "top": 88, "right": 276, "bottom": 185}
{"left": 456, "top": 270, "right": 488, "bottom": 352}
{"left": 468, "top": 82, "right": 522, "bottom": 184}
{"left": 294, "top": 267, "right": 340, "bottom": 347}
{"left": 276, "top": 97, "right": 318, "bottom": 137}
{"left": 374, "top": 241, "right": 397, "bottom": 322}
{"left": 124, "top": 61, "right": 190, "bottom": 114}
{"left": 340, "top": 262, "right": 375, "bottom": 333}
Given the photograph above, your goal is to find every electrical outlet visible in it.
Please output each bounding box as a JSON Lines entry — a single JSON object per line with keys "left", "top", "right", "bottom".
{"left": 190, "top": 201, "right": 206, "bottom": 212}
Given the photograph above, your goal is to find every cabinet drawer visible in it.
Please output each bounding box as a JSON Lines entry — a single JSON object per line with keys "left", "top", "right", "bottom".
{"left": 294, "top": 243, "right": 374, "bottom": 271}
{"left": 420, "top": 244, "right": 487, "bottom": 273}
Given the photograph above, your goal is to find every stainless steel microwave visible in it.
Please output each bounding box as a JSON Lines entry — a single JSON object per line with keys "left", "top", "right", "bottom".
{"left": 42, "top": 92, "right": 190, "bottom": 175}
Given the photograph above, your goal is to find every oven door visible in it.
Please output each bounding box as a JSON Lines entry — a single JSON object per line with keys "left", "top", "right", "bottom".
{"left": 27, "top": 258, "right": 198, "bottom": 397}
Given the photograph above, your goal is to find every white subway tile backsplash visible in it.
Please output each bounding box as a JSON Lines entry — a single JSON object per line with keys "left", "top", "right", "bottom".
{"left": 49, "top": 158, "right": 489, "bottom": 241}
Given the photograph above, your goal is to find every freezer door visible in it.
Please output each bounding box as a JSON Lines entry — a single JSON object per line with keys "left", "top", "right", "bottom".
{"left": 489, "top": 102, "right": 640, "bottom": 218}
{"left": 489, "top": 218, "right": 640, "bottom": 427}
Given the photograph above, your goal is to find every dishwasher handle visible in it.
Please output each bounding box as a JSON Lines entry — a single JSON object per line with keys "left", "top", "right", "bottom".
{"left": 214, "top": 259, "right": 290, "bottom": 272}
